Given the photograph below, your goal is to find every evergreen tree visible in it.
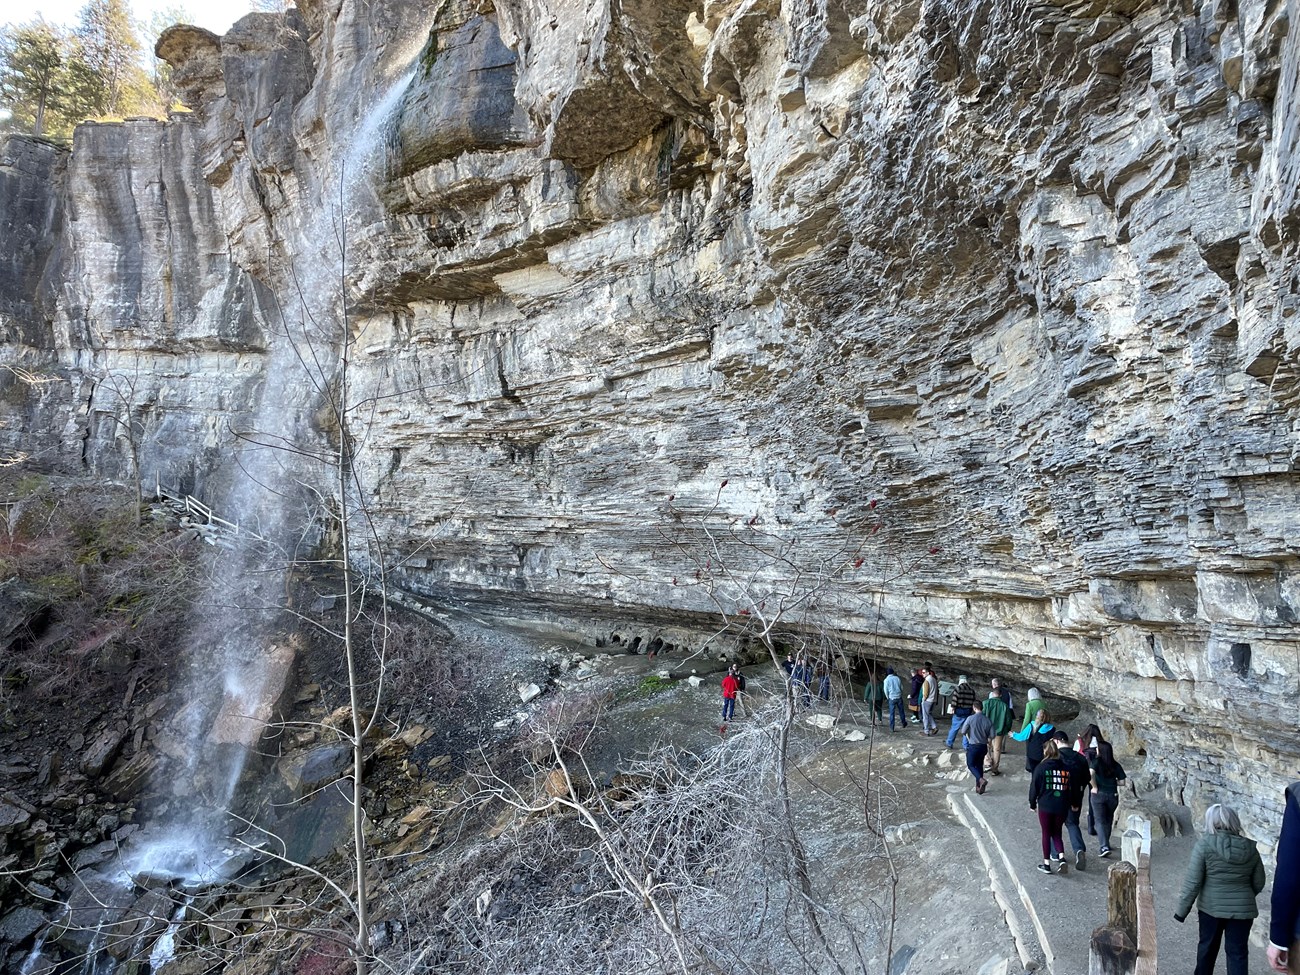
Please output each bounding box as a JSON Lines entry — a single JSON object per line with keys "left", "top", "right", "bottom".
{"left": 0, "top": 20, "right": 69, "bottom": 138}
{"left": 74, "top": 0, "right": 156, "bottom": 118}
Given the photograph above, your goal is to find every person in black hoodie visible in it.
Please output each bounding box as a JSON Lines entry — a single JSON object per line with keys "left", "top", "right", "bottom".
{"left": 1029, "top": 739, "right": 1072, "bottom": 875}
{"left": 1053, "top": 730, "right": 1091, "bottom": 871}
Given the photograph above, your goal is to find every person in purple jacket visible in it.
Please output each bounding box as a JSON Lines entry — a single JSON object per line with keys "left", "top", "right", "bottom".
{"left": 1269, "top": 781, "right": 1300, "bottom": 973}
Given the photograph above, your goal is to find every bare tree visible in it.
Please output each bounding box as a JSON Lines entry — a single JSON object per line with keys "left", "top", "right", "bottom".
{"left": 89, "top": 355, "right": 150, "bottom": 525}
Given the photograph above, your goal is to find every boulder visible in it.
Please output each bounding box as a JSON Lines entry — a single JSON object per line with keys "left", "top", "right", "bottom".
{"left": 0, "top": 906, "right": 45, "bottom": 945}
{"left": 207, "top": 643, "right": 297, "bottom": 750}
{"left": 105, "top": 888, "right": 173, "bottom": 960}
{"left": 80, "top": 723, "right": 129, "bottom": 777}
{"left": 69, "top": 839, "right": 119, "bottom": 871}
{"left": 0, "top": 800, "right": 31, "bottom": 833}
{"left": 276, "top": 745, "right": 352, "bottom": 799}
{"left": 518, "top": 683, "right": 543, "bottom": 704}
{"left": 50, "top": 871, "right": 137, "bottom": 956}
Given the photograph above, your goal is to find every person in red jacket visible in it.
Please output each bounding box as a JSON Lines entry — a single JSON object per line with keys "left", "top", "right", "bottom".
{"left": 721, "top": 667, "right": 740, "bottom": 723}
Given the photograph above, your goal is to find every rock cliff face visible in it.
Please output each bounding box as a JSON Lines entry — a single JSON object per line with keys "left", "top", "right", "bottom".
{"left": 2, "top": 0, "right": 1299, "bottom": 835}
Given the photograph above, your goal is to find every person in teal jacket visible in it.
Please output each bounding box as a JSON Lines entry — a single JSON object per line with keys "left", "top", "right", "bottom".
{"left": 1011, "top": 710, "right": 1054, "bottom": 773}
{"left": 1174, "top": 804, "right": 1266, "bottom": 975}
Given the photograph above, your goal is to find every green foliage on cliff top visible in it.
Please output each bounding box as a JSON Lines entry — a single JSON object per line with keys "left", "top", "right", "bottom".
{"left": 0, "top": 0, "right": 184, "bottom": 142}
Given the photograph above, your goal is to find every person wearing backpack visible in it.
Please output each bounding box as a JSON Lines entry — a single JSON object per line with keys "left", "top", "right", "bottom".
{"left": 1011, "top": 709, "right": 1056, "bottom": 774}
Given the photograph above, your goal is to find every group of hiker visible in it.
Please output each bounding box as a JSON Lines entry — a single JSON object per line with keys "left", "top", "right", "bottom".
{"left": 715, "top": 657, "right": 1300, "bottom": 975}
{"left": 1017, "top": 715, "right": 1126, "bottom": 871}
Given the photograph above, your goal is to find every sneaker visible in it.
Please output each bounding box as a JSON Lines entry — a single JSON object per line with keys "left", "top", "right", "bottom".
{"left": 1057, "top": 859, "right": 1069, "bottom": 875}
{"left": 976, "top": 778, "right": 987, "bottom": 795}
{"left": 1099, "top": 847, "right": 1112, "bottom": 858}
{"left": 1076, "top": 850, "right": 1086, "bottom": 870}
{"left": 1036, "top": 863, "right": 1052, "bottom": 875}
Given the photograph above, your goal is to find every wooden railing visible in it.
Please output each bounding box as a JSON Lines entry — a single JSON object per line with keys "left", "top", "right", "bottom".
{"left": 1090, "top": 814, "right": 1157, "bottom": 975}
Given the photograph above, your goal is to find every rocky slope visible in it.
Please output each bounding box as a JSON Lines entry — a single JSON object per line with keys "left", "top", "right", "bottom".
{"left": 1, "top": 0, "right": 1299, "bottom": 841}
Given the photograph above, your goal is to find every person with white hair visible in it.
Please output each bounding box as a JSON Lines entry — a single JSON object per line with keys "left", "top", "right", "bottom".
{"left": 1174, "top": 803, "right": 1265, "bottom": 975}
{"left": 1018, "top": 686, "right": 1044, "bottom": 733}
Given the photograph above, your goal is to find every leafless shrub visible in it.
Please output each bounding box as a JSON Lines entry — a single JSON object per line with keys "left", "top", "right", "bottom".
{"left": 0, "top": 472, "right": 201, "bottom": 711}
{"left": 389, "top": 697, "right": 878, "bottom": 975}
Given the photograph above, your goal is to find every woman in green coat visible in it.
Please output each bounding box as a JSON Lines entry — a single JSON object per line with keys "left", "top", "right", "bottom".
{"left": 1174, "top": 804, "right": 1266, "bottom": 975}
{"left": 1018, "top": 687, "right": 1044, "bottom": 733}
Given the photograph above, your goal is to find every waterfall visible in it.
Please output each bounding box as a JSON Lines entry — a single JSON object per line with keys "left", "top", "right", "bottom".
{"left": 37, "top": 63, "right": 419, "bottom": 975}
{"left": 156, "top": 61, "right": 417, "bottom": 855}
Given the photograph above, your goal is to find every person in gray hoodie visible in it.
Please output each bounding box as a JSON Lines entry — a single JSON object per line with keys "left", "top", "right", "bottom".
{"left": 1174, "top": 804, "right": 1266, "bottom": 975}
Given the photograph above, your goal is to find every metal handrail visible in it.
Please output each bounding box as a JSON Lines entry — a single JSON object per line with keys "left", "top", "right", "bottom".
{"left": 153, "top": 474, "right": 266, "bottom": 541}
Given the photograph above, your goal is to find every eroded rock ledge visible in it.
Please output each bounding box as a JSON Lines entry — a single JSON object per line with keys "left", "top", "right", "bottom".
{"left": 1, "top": 0, "right": 1298, "bottom": 840}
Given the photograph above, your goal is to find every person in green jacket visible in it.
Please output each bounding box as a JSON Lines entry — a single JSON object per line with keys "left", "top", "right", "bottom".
{"left": 862, "top": 668, "right": 884, "bottom": 724}
{"left": 981, "top": 690, "right": 1013, "bottom": 776}
{"left": 1018, "top": 687, "right": 1044, "bottom": 733}
{"left": 1174, "top": 803, "right": 1266, "bottom": 975}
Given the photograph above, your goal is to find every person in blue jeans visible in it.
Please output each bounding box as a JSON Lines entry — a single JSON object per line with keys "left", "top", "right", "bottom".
{"left": 882, "top": 667, "right": 906, "bottom": 730}
{"left": 958, "top": 701, "right": 993, "bottom": 794}
{"left": 945, "top": 675, "right": 978, "bottom": 747}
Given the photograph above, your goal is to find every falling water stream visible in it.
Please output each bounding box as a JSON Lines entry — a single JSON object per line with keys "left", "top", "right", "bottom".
{"left": 26, "top": 65, "right": 419, "bottom": 975}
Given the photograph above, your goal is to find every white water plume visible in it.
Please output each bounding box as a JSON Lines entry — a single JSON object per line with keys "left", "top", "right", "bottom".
{"left": 130, "top": 63, "right": 418, "bottom": 880}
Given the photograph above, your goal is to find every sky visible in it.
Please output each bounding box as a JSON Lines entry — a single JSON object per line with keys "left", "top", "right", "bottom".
{"left": 5, "top": 0, "right": 260, "bottom": 37}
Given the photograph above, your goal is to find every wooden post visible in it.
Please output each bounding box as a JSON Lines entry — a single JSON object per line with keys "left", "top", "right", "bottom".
{"left": 1108, "top": 861, "right": 1138, "bottom": 938}
{"left": 1090, "top": 861, "right": 1138, "bottom": 975}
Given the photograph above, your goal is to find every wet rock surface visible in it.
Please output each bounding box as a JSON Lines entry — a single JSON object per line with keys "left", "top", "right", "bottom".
{"left": 1, "top": 0, "right": 1298, "bottom": 899}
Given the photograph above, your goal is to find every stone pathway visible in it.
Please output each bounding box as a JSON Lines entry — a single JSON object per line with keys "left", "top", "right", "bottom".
{"left": 500, "top": 649, "right": 1229, "bottom": 975}
{"left": 929, "top": 738, "right": 1202, "bottom": 975}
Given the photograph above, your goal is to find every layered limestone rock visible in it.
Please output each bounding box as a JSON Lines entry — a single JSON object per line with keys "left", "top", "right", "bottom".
{"left": 1, "top": 0, "right": 1299, "bottom": 839}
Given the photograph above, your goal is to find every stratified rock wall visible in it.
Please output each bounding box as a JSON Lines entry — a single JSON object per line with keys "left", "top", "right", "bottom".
{"left": 1, "top": 0, "right": 1298, "bottom": 836}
